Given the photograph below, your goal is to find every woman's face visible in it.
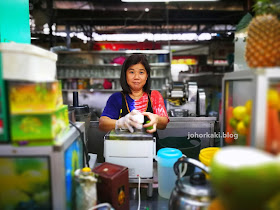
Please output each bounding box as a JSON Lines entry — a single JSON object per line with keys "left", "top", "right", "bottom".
{"left": 126, "top": 63, "right": 148, "bottom": 92}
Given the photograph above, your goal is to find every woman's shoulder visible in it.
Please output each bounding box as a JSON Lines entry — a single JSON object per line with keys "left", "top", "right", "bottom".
{"left": 109, "top": 91, "right": 122, "bottom": 99}
{"left": 151, "top": 90, "right": 163, "bottom": 97}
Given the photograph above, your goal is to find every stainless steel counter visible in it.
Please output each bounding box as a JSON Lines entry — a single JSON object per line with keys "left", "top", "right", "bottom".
{"left": 87, "top": 117, "right": 218, "bottom": 163}
{"left": 157, "top": 117, "right": 217, "bottom": 148}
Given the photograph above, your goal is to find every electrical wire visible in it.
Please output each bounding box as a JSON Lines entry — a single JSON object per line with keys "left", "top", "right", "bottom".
{"left": 137, "top": 175, "right": 141, "bottom": 210}
{"left": 69, "top": 120, "right": 90, "bottom": 167}
{"left": 87, "top": 202, "right": 112, "bottom": 210}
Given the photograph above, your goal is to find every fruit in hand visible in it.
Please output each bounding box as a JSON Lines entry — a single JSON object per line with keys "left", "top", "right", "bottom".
{"left": 145, "top": 120, "right": 153, "bottom": 130}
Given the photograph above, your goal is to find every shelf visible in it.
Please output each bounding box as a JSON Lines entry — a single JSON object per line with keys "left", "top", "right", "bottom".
{"left": 56, "top": 50, "right": 170, "bottom": 55}
{"left": 179, "top": 72, "right": 224, "bottom": 77}
{"left": 57, "top": 64, "right": 121, "bottom": 67}
{"left": 57, "top": 63, "right": 170, "bottom": 67}
{"left": 62, "top": 89, "right": 122, "bottom": 93}
{"left": 58, "top": 77, "right": 120, "bottom": 80}
{"left": 58, "top": 76, "right": 166, "bottom": 80}
{"left": 62, "top": 88, "right": 162, "bottom": 93}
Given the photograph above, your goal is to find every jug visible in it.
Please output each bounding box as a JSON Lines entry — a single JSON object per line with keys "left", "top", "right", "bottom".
{"left": 169, "top": 157, "right": 215, "bottom": 210}
{"left": 156, "top": 148, "right": 185, "bottom": 199}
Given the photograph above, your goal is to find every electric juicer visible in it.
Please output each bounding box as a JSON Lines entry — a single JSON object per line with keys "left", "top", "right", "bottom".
{"left": 103, "top": 128, "right": 156, "bottom": 197}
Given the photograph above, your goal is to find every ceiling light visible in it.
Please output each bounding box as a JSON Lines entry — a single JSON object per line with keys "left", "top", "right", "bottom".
{"left": 91, "top": 32, "right": 213, "bottom": 42}
{"left": 122, "top": 0, "right": 219, "bottom": 2}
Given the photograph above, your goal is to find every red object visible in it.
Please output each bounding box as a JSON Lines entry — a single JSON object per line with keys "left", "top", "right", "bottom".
{"left": 266, "top": 106, "right": 280, "bottom": 154}
{"left": 93, "top": 42, "right": 161, "bottom": 51}
{"left": 111, "top": 56, "right": 126, "bottom": 65}
{"left": 93, "top": 162, "right": 129, "bottom": 210}
{"left": 225, "top": 106, "right": 234, "bottom": 144}
{"left": 103, "top": 79, "right": 112, "bottom": 89}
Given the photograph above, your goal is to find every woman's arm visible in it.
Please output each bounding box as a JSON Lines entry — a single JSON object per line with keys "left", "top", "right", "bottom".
{"left": 99, "top": 116, "right": 117, "bottom": 132}
{"left": 157, "top": 115, "right": 169, "bottom": 130}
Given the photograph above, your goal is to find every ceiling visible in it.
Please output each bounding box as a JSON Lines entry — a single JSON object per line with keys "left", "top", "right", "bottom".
{"left": 29, "top": 0, "right": 252, "bottom": 46}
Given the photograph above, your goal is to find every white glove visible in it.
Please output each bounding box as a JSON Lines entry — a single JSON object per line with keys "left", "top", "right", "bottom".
{"left": 115, "top": 110, "right": 144, "bottom": 133}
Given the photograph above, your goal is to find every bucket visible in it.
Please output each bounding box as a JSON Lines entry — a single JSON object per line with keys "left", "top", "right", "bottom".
{"left": 156, "top": 148, "right": 182, "bottom": 199}
{"left": 199, "top": 147, "right": 220, "bottom": 179}
{"left": 159, "top": 137, "right": 201, "bottom": 176}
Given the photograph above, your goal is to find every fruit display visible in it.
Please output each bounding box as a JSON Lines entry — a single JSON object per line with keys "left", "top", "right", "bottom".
{"left": 266, "top": 87, "right": 280, "bottom": 154}
{"left": 210, "top": 146, "right": 280, "bottom": 210}
{"left": 225, "top": 86, "right": 280, "bottom": 154}
{"left": 225, "top": 99, "right": 252, "bottom": 145}
{"left": 245, "top": 0, "right": 280, "bottom": 67}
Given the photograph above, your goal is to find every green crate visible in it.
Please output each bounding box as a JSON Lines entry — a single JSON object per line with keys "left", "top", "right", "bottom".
{"left": 0, "top": 53, "right": 9, "bottom": 142}
{"left": 11, "top": 105, "right": 69, "bottom": 146}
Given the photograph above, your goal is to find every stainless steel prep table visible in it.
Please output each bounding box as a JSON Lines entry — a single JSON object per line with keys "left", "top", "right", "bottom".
{"left": 88, "top": 117, "right": 217, "bottom": 163}
{"left": 157, "top": 117, "right": 217, "bottom": 148}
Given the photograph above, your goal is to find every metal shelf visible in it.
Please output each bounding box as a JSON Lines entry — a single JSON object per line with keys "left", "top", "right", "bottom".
{"left": 179, "top": 72, "right": 224, "bottom": 77}
{"left": 62, "top": 89, "right": 122, "bottom": 93}
{"left": 58, "top": 76, "right": 166, "bottom": 80}
{"left": 58, "top": 77, "right": 120, "bottom": 80}
{"left": 56, "top": 50, "right": 170, "bottom": 55}
{"left": 57, "top": 63, "right": 170, "bottom": 67}
{"left": 62, "top": 88, "right": 162, "bottom": 93}
{"left": 57, "top": 64, "right": 121, "bottom": 67}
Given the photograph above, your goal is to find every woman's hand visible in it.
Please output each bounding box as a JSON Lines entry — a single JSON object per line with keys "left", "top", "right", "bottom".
{"left": 115, "top": 109, "right": 144, "bottom": 133}
{"left": 142, "top": 112, "right": 159, "bottom": 133}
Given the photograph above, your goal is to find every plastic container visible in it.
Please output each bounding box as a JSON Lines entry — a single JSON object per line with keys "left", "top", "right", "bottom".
{"left": 75, "top": 168, "right": 97, "bottom": 210}
{"left": 159, "top": 137, "right": 201, "bottom": 176}
{"left": 156, "top": 148, "right": 182, "bottom": 199}
{"left": 199, "top": 147, "right": 220, "bottom": 179}
{"left": 0, "top": 42, "right": 57, "bottom": 82}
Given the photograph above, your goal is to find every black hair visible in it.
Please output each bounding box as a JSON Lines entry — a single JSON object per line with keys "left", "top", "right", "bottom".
{"left": 120, "top": 54, "right": 151, "bottom": 94}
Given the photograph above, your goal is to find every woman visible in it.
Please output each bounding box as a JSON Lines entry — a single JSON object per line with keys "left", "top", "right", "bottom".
{"left": 99, "top": 54, "right": 169, "bottom": 135}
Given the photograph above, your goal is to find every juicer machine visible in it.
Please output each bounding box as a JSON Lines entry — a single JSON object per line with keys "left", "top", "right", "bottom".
{"left": 103, "top": 129, "right": 155, "bottom": 197}
{"left": 164, "top": 81, "right": 206, "bottom": 117}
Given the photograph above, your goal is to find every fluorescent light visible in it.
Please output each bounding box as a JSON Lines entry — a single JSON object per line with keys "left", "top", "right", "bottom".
{"left": 91, "top": 32, "right": 213, "bottom": 42}
{"left": 122, "top": 0, "right": 219, "bottom": 2}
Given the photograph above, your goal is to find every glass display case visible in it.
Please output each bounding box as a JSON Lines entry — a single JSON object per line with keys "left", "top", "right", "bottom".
{"left": 0, "top": 122, "right": 86, "bottom": 210}
{"left": 221, "top": 68, "right": 280, "bottom": 153}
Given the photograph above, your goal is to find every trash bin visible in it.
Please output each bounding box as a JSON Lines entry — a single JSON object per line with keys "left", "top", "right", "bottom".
{"left": 159, "top": 137, "right": 201, "bottom": 176}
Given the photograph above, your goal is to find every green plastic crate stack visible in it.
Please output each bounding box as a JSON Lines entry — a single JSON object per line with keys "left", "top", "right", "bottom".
{"left": 0, "top": 42, "right": 70, "bottom": 146}
{"left": 8, "top": 81, "right": 70, "bottom": 146}
{"left": 0, "top": 55, "right": 9, "bottom": 142}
